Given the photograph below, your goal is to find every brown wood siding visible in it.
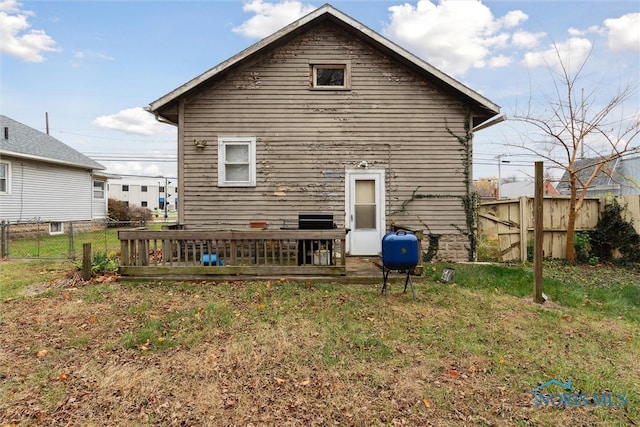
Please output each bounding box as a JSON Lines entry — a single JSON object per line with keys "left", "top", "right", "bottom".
{"left": 179, "top": 22, "right": 471, "bottom": 234}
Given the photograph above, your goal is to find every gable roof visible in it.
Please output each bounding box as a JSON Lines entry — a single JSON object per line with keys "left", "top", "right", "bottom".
{"left": 556, "top": 156, "right": 640, "bottom": 196}
{"left": 0, "top": 115, "right": 105, "bottom": 170}
{"left": 148, "top": 3, "right": 500, "bottom": 128}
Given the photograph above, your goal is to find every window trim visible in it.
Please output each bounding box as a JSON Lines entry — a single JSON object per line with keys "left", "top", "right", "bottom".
{"left": 310, "top": 61, "right": 351, "bottom": 90}
{"left": 0, "top": 160, "right": 10, "bottom": 195}
{"left": 93, "top": 180, "right": 105, "bottom": 199}
{"left": 217, "top": 136, "right": 257, "bottom": 187}
{"left": 49, "top": 222, "right": 64, "bottom": 235}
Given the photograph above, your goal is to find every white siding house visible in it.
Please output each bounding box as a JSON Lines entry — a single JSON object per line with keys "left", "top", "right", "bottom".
{"left": 0, "top": 115, "right": 107, "bottom": 224}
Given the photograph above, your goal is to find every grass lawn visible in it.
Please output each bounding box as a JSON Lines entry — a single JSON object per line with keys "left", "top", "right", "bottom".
{"left": 0, "top": 260, "right": 638, "bottom": 426}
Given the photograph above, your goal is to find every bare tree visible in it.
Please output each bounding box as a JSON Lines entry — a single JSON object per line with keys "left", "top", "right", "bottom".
{"left": 511, "top": 44, "right": 640, "bottom": 263}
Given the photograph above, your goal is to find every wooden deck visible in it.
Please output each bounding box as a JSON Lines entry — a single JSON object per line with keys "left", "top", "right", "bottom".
{"left": 118, "top": 229, "right": 348, "bottom": 278}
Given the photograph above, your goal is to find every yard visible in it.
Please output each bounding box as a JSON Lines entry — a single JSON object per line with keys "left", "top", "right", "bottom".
{"left": 0, "top": 259, "right": 638, "bottom": 426}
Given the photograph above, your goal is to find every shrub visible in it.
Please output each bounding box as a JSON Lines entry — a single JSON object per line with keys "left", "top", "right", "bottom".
{"left": 574, "top": 232, "right": 592, "bottom": 264}
{"left": 108, "top": 198, "right": 153, "bottom": 223}
{"left": 589, "top": 199, "right": 640, "bottom": 263}
{"left": 129, "top": 205, "right": 153, "bottom": 222}
{"left": 108, "top": 198, "right": 130, "bottom": 221}
{"left": 91, "top": 251, "right": 119, "bottom": 274}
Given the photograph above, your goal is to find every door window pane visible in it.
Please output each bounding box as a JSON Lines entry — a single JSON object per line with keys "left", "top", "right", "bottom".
{"left": 355, "top": 180, "right": 376, "bottom": 229}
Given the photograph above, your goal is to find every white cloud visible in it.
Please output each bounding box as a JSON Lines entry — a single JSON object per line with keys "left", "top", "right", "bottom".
{"left": 604, "top": 12, "right": 640, "bottom": 53}
{"left": 232, "top": 0, "right": 316, "bottom": 38}
{"left": 73, "top": 50, "right": 114, "bottom": 61}
{"left": 522, "top": 37, "right": 592, "bottom": 72}
{"left": 500, "top": 10, "right": 528, "bottom": 28}
{"left": 486, "top": 54, "right": 512, "bottom": 68}
{"left": 0, "top": 0, "right": 60, "bottom": 62}
{"left": 93, "top": 107, "right": 172, "bottom": 136}
{"left": 384, "top": 0, "right": 528, "bottom": 76}
{"left": 512, "top": 30, "right": 545, "bottom": 49}
{"left": 106, "top": 161, "right": 163, "bottom": 177}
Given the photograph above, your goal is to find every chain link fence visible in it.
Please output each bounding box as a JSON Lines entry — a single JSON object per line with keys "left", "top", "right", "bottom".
{"left": 0, "top": 219, "right": 151, "bottom": 259}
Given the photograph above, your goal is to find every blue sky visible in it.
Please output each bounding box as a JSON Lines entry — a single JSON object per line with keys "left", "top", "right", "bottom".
{"left": 1, "top": 0, "right": 638, "bottom": 180}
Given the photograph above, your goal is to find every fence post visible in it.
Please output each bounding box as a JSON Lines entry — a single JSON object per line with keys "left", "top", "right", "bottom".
{"left": 519, "top": 196, "right": 528, "bottom": 261}
{"left": 533, "top": 162, "right": 544, "bottom": 304}
{"left": 82, "top": 243, "right": 92, "bottom": 281}
{"left": 69, "top": 221, "right": 76, "bottom": 260}
{"left": 0, "top": 221, "right": 7, "bottom": 258}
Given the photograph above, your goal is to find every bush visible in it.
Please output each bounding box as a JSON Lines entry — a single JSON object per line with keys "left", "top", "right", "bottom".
{"left": 129, "top": 205, "right": 153, "bottom": 222}
{"left": 91, "top": 251, "right": 119, "bottom": 274}
{"left": 108, "top": 198, "right": 130, "bottom": 221}
{"left": 589, "top": 199, "right": 640, "bottom": 263}
{"left": 108, "top": 198, "right": 153, "bottom": 223}
{"left": 574, "top": 232, "right": 592, "bottom": 264}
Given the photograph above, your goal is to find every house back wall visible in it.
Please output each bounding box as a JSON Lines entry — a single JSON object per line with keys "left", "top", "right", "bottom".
{"left": 179, "top": 22, "right": 470, "bottom": 237}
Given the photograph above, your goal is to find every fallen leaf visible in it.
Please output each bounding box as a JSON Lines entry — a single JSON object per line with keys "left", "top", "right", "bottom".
{"left": 275, "top": 377, "right": 286, "bottom": 384}
{"left": 422, "top": 398, "right": 431, "bottom": 408}
{"left": 449, "top": 369, "right": 459, "bottom": 378}
{"left": 88, "top": 316, "right": 97, "bottom": 323}
{"left": 561, "top": 314, "right": 571, "bottom": 321}
{"left": 139, "top": 339, "right": 151, "bottom": 351}
{"left": 300, "top": 379, "right": 311, "bottom": 386}
{"left": 36, "top": 349, "right": 48, "bottom": 359}
{"left": 467, "top": 365, "right": 477, "bottom": 373}
{"left": 498, "top": 356, "right": 505, "bottom": 364}
{"left": 582, "top": 300, "right": 591, "bottom": 306}
{"left": 625, "top": 336, "right": 632, "bottom": 342}
{"left": 208, "top": 354, "right": 218, "bottom": 362}
{"left": 59, "top": 372, "right": 68, "bottom": 381}
{"left": 64, "top": 292, "right": 71, "bottom": 300}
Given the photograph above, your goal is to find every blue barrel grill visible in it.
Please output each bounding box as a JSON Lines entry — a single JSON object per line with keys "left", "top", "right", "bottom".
{"left": 381, "top": 231, "right": 419, "bottom": 298}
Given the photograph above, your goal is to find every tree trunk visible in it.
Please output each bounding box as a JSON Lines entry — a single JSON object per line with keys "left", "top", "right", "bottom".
{"left": 566, "top": 173, "right": 578, "bottom": 264}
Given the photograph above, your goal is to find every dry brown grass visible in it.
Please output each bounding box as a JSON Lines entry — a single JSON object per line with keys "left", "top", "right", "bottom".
{"left": 1, "top": 263, "right": 638, "bottom": 426}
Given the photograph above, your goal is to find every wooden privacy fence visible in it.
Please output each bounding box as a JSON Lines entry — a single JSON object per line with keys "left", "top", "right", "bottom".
{"left": 118, "top": 229, "right": 347, "bottom": 277}
{"left": 479, "top": 195, "right": 640, "bottom": 261}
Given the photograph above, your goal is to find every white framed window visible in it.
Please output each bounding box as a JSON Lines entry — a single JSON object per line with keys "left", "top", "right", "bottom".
{"left": 310, "top": 62, "right": 351, "bottom": 90}
{"left": 0, "top": 161, "right": 10, "bottom": 194}
{"left": 49, "top": 222, "right": 64, "bottom": 235}
{"left": 93, "top": 180, "right": 105, "bottom": 199}
{"left": 217, "top": 136, "right": 256, "bottom": 187}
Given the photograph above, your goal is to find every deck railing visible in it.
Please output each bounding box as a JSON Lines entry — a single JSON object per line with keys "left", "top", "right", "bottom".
{"left": 118, "top": 229, "right": 347, "bottom": 277}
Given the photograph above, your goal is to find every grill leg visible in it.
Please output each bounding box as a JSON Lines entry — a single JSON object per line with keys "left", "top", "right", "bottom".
{"left": 382, "top": 267, "right": 390, "bottom": 296}
{"left": 403, "top": 270, "right": 416, "bottom": 301}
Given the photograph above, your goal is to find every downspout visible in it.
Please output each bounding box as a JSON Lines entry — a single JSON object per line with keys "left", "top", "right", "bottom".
{"left": 177, "top": 100, "right": 185, "bottom": 225}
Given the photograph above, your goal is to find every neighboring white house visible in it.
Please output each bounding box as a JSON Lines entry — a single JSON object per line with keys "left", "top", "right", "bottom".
{"left": 0, "top": 115, "right": 108, "bottom": 228}
{"left": 107, "top": 175, "right": 178, "bottom": 216}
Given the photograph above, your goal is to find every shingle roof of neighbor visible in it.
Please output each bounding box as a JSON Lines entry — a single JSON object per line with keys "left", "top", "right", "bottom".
{"left": 0, "top": 115, "right": 104, "bottom": 170}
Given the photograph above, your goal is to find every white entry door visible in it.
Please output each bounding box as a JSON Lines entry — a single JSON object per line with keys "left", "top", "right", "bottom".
{"left": 345, "top": 169, "right": 385, "bottom": 255}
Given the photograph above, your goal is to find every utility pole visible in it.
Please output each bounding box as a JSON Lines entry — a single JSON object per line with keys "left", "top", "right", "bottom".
{"left": 496, "top": 155, "right": 510, "bottom": 199}
{"left": 164, "top": 177, "right": 169, "bottom": 221}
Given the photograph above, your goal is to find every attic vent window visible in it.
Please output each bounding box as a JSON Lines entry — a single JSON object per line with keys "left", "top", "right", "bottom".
{"left": 311, "top": 62, "right": 350, "bottom": 90}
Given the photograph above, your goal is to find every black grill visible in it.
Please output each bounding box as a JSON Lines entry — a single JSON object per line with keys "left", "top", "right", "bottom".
{"left": 298, "top": 212, "right": 336, "bottom": 230}
{"left": 297, "top": 212, "right": 335, "bottom": 265}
